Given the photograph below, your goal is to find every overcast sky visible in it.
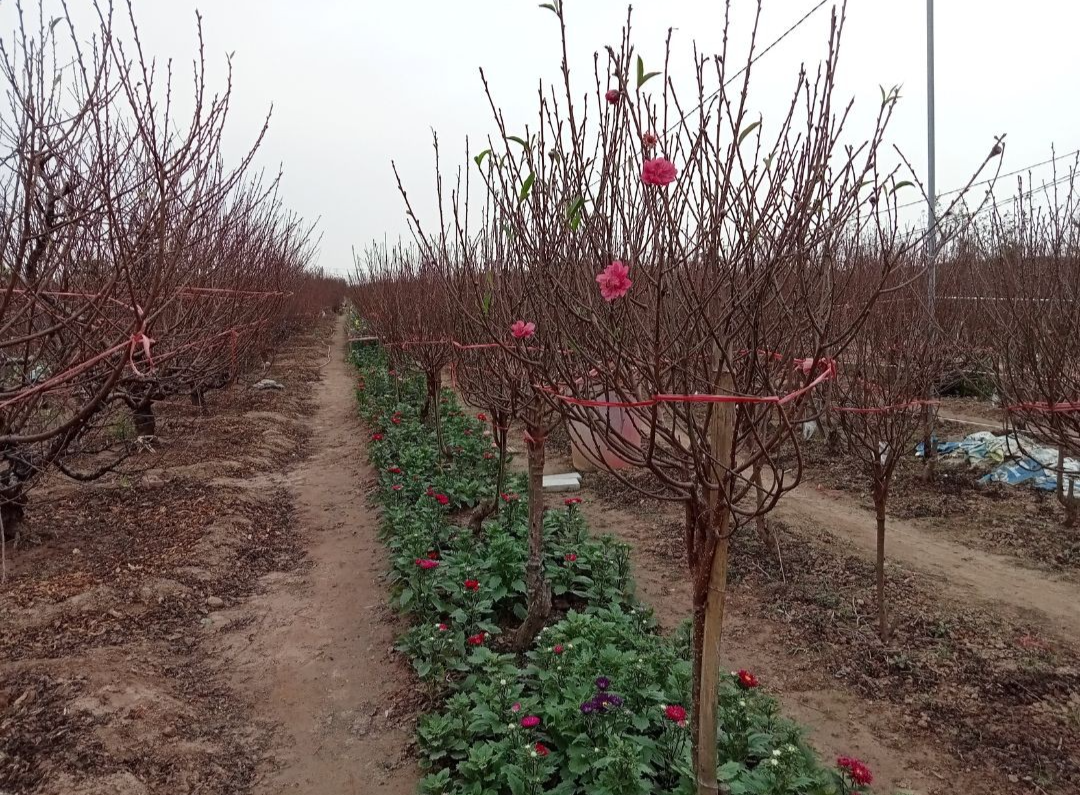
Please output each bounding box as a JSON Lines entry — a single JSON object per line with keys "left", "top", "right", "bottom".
{"left": 5, "top": 1, "right": 1078, "bottom": 274}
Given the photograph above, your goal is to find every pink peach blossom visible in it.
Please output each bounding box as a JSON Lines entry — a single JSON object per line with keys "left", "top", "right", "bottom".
{"left": 642, "top": 157, "right": 677, "bottom": 186}
{"left": 596, "top": 260, "right": 632, "bottom": 301}
{"left": 511, "top": 320, "right": 536, "bottom": 339}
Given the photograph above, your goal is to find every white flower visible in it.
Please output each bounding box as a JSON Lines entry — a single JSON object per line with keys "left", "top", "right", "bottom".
{"left": 772, "top": 750, "right": 782, "bottom": 757}
{"left": 593, "top": 747, "right": 600, "bottom": 753}
{"left": 770, "top": 759, "right": 779, "bottom": 767}
{"left": 508, "top": 723, "right": 516, "bottom": 730}
{"left": 556, "top": 665, "right": 562, "bottom": 671}
{"left": 739, "top": 699, "right": 746, "bottom": 707}
{"left": 567, "top": 643, "right": 574, "bottom": 649}
{"left": 530, "top": 751, "right": 538, "bottom": 758}
{"left": 660, "top": 704, "right": 667, "bottom": 710}
{"left": 500, "top": 679, "right": 507, "bottom": 686}
{"left": 786, "top": 744, "right": 797, "bottom": 754}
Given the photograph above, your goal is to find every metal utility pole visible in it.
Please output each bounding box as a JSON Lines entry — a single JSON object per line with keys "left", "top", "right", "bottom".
{"left": 926, "top": 0, "right": 937, "bottom": 317}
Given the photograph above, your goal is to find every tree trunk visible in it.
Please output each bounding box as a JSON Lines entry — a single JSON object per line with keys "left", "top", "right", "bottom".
{"left": 428, "top": 371, "right": 447, "bottom": 459}
{"left": 512, "top": 421, "right": 550, "bottom": 650}
{"left": 190, "top": 389, "right": 207, "bottom": 415}
{"left": 921, "top": 403, "right": 936, "bottom": 482}
{"left": 874, "top": 486, "right": 889, "bottom": 642}
{"left": 133, "top": 401, "right": 156, "bottom": 438}
{"left": 691, "top": 368, "right": 735, "bottom": 795}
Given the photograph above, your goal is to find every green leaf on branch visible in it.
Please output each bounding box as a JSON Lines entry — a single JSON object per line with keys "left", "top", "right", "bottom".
{"left": 892, "top": 180, "right": 915, "bottom": 193}
{"left": 636, "top": 55, "right": 660, "bottom": 89}
{"left": 507, "top": 135, "right": 530, "bottom": 151}
{"left": 539, "top": 2, "right": 559, "bottom": 15}
{"left": 566, "top": 195, "right": 586, "bottom": 230}
{"left": 474, "top": 149, "right": 491, "bottom": 168}
{"left": 738, "top": 120, "right": 761, "bottom": 145}
{"left": 519, "top": 172, "right": 535, "bottom": 202}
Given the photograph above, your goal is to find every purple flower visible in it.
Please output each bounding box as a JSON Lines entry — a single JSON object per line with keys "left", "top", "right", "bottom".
{"left": 595, "top": 677, "right": 610, "bottom": 691}
{"left": 580, "top": 701, "right": 595, "bottom": 715}
{"left": 607, "top": 694, "right": 624, "bottom": 708}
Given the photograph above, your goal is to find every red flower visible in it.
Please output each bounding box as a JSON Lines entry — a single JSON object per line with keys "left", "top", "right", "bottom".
{"left": 391, "top": 416, "right": 402, "bottom": 425}
{"left": 553, "top": 644, "right": 564, "bottom": 654}
{"left": 534, "top": 742, "right": 550, "bottom": 757}
{"left": 464, "top": 579, "right": 480, "bottom": 592}
{"left": 605, "top": 88, "right": 621, "bottom": 104}
{"left": 434, "top": 493, "right": 450, "bottom": 506}
{"left": 520, "top": 715, "right": 540, "bottom": 728}
{"left": 484, "top": 452, "right": 495, "bottom": 460}
{"left": 389, "top": 370, "right": 398, "bottom": 377}
{"left": 564, "top": 553, "right": 577, "bottom": 563}
{"left": 477, "top": 413, "right": 487, "bottom": 422}
{"left": 643, "top": 131, "right": 658, "bottom": 149}
{"left": 371, "top": 433, "right": 383, "bottom": 442}
{"left": 501, "top": 492, "right": 520, "bottom": 503}
{"left": 415, "top": 558, "right": 439, "bottom": 570}
{"left": 467, "top": 632, "right": 486, "bottom": 646}
{"left": 737, "top": 669, "right": 759, "bottom": 689}
{"left": 463, "top": 428, "right": 472, "bottom": 436}
{"left": 564, "top": 497, "right": 582, "bottom": 506}
{"left": 392, "top": 484, "right": 403, "bottom": 492}
{"left": 387, "top": 466, "right": 402, "bottom": 474}
{"left": 664, "top": 704, "right": 687, "bottom": 723}
{"left": 437, "top": 623, "right": 449, "bottom": 631}
{"left": 427, "top": 550, "right": 439, "bottom": 560}
{"left": 837, "top": 757, "right": 873, "bottom": 786}
{"left": 642, "top": 157, "right": 678, "bottom": 186}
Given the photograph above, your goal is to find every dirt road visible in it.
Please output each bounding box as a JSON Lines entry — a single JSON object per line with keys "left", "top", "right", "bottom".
{"left": 219, "top": 319, "right": 419, "bottom": 795}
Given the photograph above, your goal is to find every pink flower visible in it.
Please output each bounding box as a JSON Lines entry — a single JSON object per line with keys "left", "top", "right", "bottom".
{"left": 415, "top": 558, "right": 439, "bottom": 570}
{"left": 434, "top": 493, "right": 450, "bottom": 506}
{"left": 371, "top": 433, "right": 384, "bottom": 442}
{"left": 511, "top": 320, "right": 536, "bottom": 339}
{"left": 564, "top": 497, "right": 582, "bottom": 506}
{"left": 391, "top": 416, "right": 402, "bottom": 425}
{"left": 642, "top": 157, "right": 678, "bottom": 186}
{"left": 605, "top": 88, "right": 621, "bottom": 104}
{"left": 643, "top": 132, "right": 658, "bottom": 149}
{"left": 534, "top": 742, "right": 550, "bottom": 757}
{"left": 564, "top": 553, "right": 577, "bottom": 563}
{"left": 477, "top": 413, "right": 487, "bottom": 422}
{"left": 387, "top": 466, "right": 402, "bottom": 474}
{"left": 553, "top": 644, "right": 564, "bottom": 654}
{"left": 392, "top": 484, "right": 403, "bottom": 492}
{"left": 511, "top": 701, "right": 522, "bottom": 713}
{"left": 437, "top": 623, "right": 449, "bottom": 631}
{"left": 520, "top": 715, "right": 540, "bottom": 729}
{"left": 467, "top": 632, "right": 486, "bottom": 646}
{"left": 596, "top": 260, "right": 632, "bottom": 301}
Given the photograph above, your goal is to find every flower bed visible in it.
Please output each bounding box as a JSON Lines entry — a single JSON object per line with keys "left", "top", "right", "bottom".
{"left": 351, "top": 345, "right": 872, "bottom": 795}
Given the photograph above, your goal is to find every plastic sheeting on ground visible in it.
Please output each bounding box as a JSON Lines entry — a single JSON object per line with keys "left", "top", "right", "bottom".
{"left": 916, "top": 431, "right": 1079, "bottom": 494}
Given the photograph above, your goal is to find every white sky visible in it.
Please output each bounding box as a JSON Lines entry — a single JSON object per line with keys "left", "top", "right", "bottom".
{"left": 4, "top": 1, "right": 1078, "bottom": 274}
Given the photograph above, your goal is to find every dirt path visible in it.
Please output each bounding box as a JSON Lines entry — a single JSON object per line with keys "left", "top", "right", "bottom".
{"left": 217, "top": 319, "right": 419, "bottom": 795}
{"left": 772, "top": 481, "right": 1080, "bottom": 639}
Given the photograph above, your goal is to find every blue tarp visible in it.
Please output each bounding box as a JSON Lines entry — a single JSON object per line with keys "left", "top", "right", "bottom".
{"left": 916, "top": 431, "right": 1078, "bottom": 493}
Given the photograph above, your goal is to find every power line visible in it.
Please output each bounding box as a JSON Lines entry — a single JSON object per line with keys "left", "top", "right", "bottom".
{"left": 667, "top": 0, "right": 832, "bottom": 135}
{"left": 878, "top": 148, "right": 1080, "bottom": 216}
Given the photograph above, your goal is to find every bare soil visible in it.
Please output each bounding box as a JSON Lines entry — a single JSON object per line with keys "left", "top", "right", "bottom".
{"left": 1, "top": 317, "right": 420, "bottom": 795}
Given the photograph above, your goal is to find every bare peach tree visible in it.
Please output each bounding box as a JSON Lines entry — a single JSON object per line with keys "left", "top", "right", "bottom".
{"left": 831, "top": 273, "right": 947, "bottom": 640}
{"left": 984, "top": 169, "right": 1080, "bottom": 525}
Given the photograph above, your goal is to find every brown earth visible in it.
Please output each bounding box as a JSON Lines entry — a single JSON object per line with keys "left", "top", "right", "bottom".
{"left": 1, "top": 317, "right": 420, "bottom": 795}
